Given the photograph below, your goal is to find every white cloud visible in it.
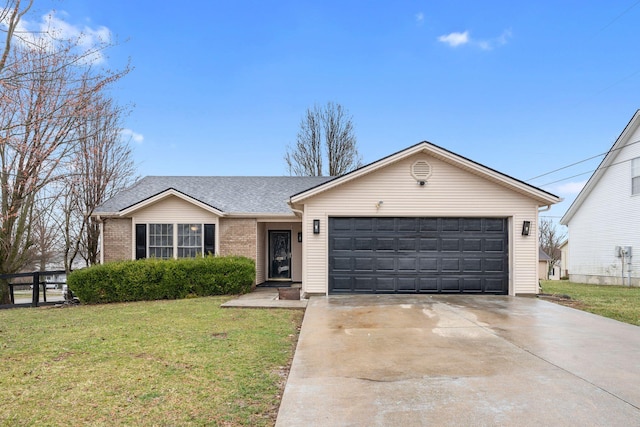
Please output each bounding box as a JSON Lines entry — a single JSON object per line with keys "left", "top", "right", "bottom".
{"left": 437, "top": 31, "right": 469, "bottom": 47}
{"left": 1, "top": 10, "right": 111, "bottom": 64}
{"left": 437, "top": 29, "right": 512, "bottom": 50}
{"left": 553, "top": 181, "right": 587, "bottom": 195}
{"left": 121, "top": 128, "right": 144, "bottom": 144}
{"left": 415, "top": 12, "right": 424, "bottom": 24}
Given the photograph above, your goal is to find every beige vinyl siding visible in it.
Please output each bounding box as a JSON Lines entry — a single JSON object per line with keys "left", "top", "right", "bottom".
{"left": 301, "top": 153, "right": 541, "bottom": 295}
{"left": 131, "top": 195, "right": 220, "bottom": 259}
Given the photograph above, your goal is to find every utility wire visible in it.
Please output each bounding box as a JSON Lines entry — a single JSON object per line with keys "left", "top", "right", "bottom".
{"left": 528, "top": 139, "right": 640, "bottom": 182}
{"left": 597, "top": 0, "right": 640, "bottom": 33}
{"left": 539, "top": 156, "right": 636, "bottom": 187}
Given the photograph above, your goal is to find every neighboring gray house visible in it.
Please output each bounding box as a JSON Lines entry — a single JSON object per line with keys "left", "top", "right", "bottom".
{"left": 94, "top": 142, "right": 560, "bottom": 297}
{"left": 561, "top": 110, "right": 640, "bottom": 286}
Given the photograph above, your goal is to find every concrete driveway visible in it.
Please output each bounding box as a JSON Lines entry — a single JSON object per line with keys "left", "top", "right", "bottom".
{"left": 276, "top": 295, "right": 640, "bottom": 426}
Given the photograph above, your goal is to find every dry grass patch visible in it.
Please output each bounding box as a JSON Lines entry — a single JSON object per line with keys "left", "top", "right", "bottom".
{"left": 0, "top": 297, "right": 303, "bottom": 426}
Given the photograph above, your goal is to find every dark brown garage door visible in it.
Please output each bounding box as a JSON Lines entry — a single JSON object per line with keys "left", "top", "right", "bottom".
{"left": 329, "top": 217, "right": 509, "bottom": 294}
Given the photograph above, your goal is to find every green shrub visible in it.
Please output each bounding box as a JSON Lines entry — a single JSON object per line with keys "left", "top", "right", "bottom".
{"left": 67, "top": 255, "right": 255, "bottom": 304}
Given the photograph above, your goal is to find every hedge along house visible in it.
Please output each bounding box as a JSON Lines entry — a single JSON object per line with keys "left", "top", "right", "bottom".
{"left": 93, "top": 142, "right": 560, "bottom": 297}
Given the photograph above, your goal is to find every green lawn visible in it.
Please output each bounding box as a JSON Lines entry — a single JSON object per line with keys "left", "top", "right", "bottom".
{"left": 540, "top": 280, "right": 640, "bottom": 326}
{"left": 0, "top": 297, "right": 303, "bottom": 426}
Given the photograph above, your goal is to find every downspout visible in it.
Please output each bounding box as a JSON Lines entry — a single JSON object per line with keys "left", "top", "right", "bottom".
{"left": 538, "top": 205, "right": 551, "bottom": 213}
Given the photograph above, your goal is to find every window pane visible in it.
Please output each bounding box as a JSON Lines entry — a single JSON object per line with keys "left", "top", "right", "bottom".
{"left": 633, "top": 176, "right": 640, "bottom": 195}
{"left": 633, "top": 158, "right": 640, "bottom": 177}
{"left": 177, "top": 224, "right": 202, "bottom": 258}
{"left": 148, "top": 223, "right": 173, "bottom": 259}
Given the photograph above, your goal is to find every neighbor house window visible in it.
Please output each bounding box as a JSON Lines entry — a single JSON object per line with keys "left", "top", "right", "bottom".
{"left": 149, "top": 224, "right": 174, "bottom": 259}
{"left": 178, "top": 224, "right": 202, "bottom": 258}
{"left": 633, "top": 157, "right": 640, "bottom": 195}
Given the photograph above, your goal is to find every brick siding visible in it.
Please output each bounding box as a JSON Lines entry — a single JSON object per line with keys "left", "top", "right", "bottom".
{"left": 103, "top": 218, "right": 132, "bottom": 262}
{"left": 219, "top": 218, "right": 257, "bottom": 262}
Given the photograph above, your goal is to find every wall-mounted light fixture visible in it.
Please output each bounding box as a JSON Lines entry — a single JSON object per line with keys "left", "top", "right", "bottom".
{"left": 298, "top": 232, "right": 302, "bottom": 242}
{"left": 376, "top": 200, "right": 384, "bottom": 209}
{"left": 522, "top": 221, "right": 531, "bottom": 236}
{"left": 313, "top": 219, "right": 320, "bottom": 234}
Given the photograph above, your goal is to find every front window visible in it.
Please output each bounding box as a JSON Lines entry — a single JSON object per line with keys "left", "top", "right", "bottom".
{"left": 633, "top": 157, "right": 640, "bottom": 195}
{"left": 178, "top": 224, "right": 202, "bottom": 258}
{"left": 149, "top": 224, "right": 174, "bottom": 259}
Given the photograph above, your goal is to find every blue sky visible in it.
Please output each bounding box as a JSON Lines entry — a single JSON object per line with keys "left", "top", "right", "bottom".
{"left": 15, "top": 1, "right": 640, "bottom": 221}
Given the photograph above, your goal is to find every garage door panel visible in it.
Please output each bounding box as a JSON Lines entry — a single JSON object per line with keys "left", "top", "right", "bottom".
{"left": 485, "top": 278, "right": 505, "bottom": 292}
{"left": 441, "top": 277, "right": 462, "bottom": 291}
{"left": 485, "top": 258, "right": 504, "bottom": 272}
{"left": 354, "top": 257, "right": 374, "bottom": 272}
{"left": 485, "top": 239, "right": 505, "bottom": 252}
{"left": 354, "top": 277, "right": 374, "bottom": 291}
{"left": 354, "top": 237, "right": 374, "bottom": 250}
{"left": 418, "top": 278, "right": 439, "bottom": 291}
{"left": 462, "top": 258, "right": 482, "bottom": 272}
{"left": 354, "top": 218, "right": 374, "bottom": 231}
{"left": 463, "top": 239, "right": 482, "bottom": 252}
{"left": 397, "top": 277, "right": 417, "bottom": 292}
{"left": 463, "top": 218, "right": 482, "bottom": 231}
{"left": 398, "top": 238, "right": 417, "bottom": 251}
{"left": 397, "top": 257, "right": 417, "bottom": 272}
{"left": 442, "top": 258, "right": 460, "bottom": 271}
{"left": 333, "top": 237, "right": 352, "bottom": 251}
{"left": 419, "top": 257, "right": 438, "bottom": 272}
{"left": 398, "top": 218, "right": 419, "bottom": 231}
{"left": 441, "top": 239, "right": 460, "bottom": 251}
{"left": 485, "top": 219, "right": 506, "bottom": 232}
{"left": 376, "top": 218, "right": 395, "bottom": 231}
{"left": 329, "top": 217, "right": 508, "bottom": 294}
{"left": 463, "top": 278, "right": 483, "bottom": 292}
{"left": 420, "top": 218, "right": 438, "bottom": 231}
{"left": 442, "top": 219, "right": 461, "bottom": 231}
{"left": 332, "top": 276, "right": 352, "bottom": 291}
{"left": 419, "top": 238, "right": 438, "bottom": 251}
{"left": 332, "top": 257, "right": 352, "bottom": 271}
{"left": 376, "top": 257, "right": 395, "bottom": 271}
{"left": 376, "top": 238, "right": 395, "bottom": 251}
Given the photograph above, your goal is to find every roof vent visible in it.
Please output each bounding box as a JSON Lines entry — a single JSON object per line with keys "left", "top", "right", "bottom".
{"left": 411, "top": 160, "right": 432, "bottom": 182}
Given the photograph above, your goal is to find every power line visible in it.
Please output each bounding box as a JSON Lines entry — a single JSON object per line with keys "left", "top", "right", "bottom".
{"left": 597, "top": 0, "right": 640, "bottom": 33}
{"left": 528, "top": 139, "right": 640, "bottom": 183}
{"left": 539, "top": 156, "right": 635, "bottom": 187}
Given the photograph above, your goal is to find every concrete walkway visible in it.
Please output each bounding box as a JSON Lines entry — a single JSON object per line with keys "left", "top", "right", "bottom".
{"left": 220, "top": 287, "right": 307, "bottom": 309}
{"left": 276, "top": 295, "right": 640, "bottom": 426}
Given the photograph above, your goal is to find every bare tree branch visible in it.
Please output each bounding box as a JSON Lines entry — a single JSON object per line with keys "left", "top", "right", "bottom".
{"left": 285, "top": 102, "right": 362, "bottom": 176}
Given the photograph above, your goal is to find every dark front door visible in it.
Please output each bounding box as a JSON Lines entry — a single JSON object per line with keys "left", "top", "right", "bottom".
{"left": 328, "top": 217, "right": 509, "bottom": 294}
{"left": 269, "top": 230, "right": 292, "bottom": 280}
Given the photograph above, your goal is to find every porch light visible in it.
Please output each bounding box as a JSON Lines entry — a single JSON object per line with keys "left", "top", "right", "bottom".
{"left": 298, "top": 232, "right": 302, "bottom": 242}
{"left": 313, "top": 219, "right": 320, "bottom": 234}
{"left": 522, "top": 221, "right": 531, "bottom": 236}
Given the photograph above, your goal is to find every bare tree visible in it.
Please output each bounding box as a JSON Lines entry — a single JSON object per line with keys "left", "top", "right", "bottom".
{"left": 285, "top": 102, "right": 362, "bottom": 176}
{"left": 0, "top": 0, "right": 33, "bottom": 75}
{"left": 0, "top": 35, "right": 129, "bottom": 303}
{"left": 60, "top": 94, "right": 137, "bottom": 271}
{"left": 539, "top": 218, "right": 566, "bottom": 277}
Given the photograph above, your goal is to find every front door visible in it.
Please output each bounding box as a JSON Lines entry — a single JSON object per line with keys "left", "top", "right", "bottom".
{"left": 269, "top": 230, "right": 291, "bottom": 280}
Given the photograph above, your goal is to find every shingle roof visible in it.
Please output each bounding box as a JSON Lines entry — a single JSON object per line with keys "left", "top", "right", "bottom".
{"left": 95, "top": 176, "right": 333, "bottom": 215}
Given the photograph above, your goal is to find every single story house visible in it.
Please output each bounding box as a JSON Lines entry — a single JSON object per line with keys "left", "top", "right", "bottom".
{"left": 94, "top": 142, "right": 560, "bottom": 297}
{"left": 560, "top": 110, "right": 640, "bottom": 286}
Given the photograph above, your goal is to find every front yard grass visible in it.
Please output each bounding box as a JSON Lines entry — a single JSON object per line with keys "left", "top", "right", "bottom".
{"left": 0, "top": 297, "right": 303, "bottom": 426}
{"left": 540, "top": 280, "right": 640, "bottom": 326}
